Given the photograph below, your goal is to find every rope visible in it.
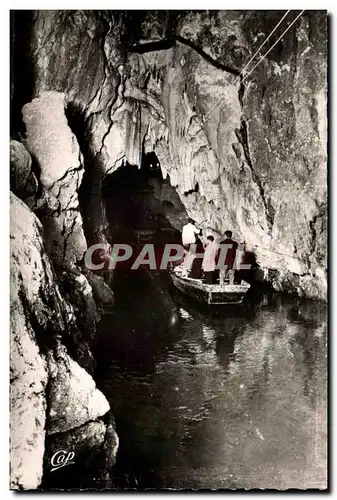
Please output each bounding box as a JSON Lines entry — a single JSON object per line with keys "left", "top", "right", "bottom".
{"left": 202, "top": 10, "right": 291, "bottom": 122}
{"left": 251, "top": 244, "right": 308, "bottom": 263}
{"left": 202, "top": 10, "right": 304, "bottom": 123}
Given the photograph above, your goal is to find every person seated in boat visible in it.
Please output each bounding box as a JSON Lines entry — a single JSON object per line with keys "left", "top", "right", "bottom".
{"left": 202, "top": 235, "right": 218, "bottom": 284}
{"left": 218, "top": 230, "right": 238, "bottom": 285}
{"left": 182, "top": 218, "right": 200, "bottom": 250}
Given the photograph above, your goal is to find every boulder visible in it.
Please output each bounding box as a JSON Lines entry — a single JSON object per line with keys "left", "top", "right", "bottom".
{"left": 10, "top": 139, "right": 32, "bottom": 189}
{"left": 43, "top": 415, "right": 118, "bottom": 489}
{"left": 56, "top": 267, "right": 98, "bottom": 374}
{"left": 84, "top": 270, "right": 115, "bottom": 309}
{"left": 10, "top": 139, "right": 38, "bottom": 202}
{"left": 10, "top": 192, "right": 113, "bottom": 489}
{"left": 10, "top": 192, "right": 51, "bottom": 490}
{"left": 46, "top": 346, "right": 110, "bottom": 435}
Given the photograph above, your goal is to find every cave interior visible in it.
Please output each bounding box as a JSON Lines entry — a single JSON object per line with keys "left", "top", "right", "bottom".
{"left": 102, "top": 152, "right": 185, "bottom": 249}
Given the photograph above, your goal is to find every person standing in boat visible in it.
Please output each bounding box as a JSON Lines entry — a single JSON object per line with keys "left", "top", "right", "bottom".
{"left": 182, "top": 218, "right": 200, "bottom": 250}
{"left": 202, "top": 235, "right": 218, "bottom": 284}
{"left": 190, "top": 233, "right": 204, "bottom": 279}
{"left": 181, "top": 218, "right": 200, "bottom": 273}
{"left": 218, "top": 230, "right": 238, "bottom": 285}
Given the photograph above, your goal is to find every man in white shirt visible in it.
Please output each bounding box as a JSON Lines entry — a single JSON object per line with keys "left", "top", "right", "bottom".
{"left": 181, "top": 219, "right": 201, "bottom": 273}
{"left": 182, "top": 218, "right": 200, "bottom": 249}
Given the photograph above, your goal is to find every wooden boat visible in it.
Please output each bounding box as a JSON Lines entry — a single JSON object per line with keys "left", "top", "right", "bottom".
{"left": 170, "top": 269, "right": 251, "bottom": 305}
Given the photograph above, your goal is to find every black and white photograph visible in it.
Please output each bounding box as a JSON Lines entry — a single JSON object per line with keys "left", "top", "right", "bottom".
{"left": 9, "top": 8, "right": 328, "bottom": 491}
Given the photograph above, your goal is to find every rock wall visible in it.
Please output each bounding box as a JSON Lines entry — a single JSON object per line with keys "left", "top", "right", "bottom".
{"left": 21, "top": 91, "right": 87, "bottom": 265}
{"left": 124, "top": 11, "right": 327, "bottom": 299}
{"left": 10, "top": 192, "right": 117, "bottom": 490}
{"left": 11, "top": 11, "right": 327, "bottom": 292}
{"left": 10, "top": 140, "right": 38, "bottom": 206}
{"left": 10, "top": 194, "right": 48, "bottom": 489}
{"left": 12, "top": 9, "right": 326, "bottom": 298}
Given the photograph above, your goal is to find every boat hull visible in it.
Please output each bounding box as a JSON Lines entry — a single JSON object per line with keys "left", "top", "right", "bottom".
{"left": 170, "top": 272, "right": 250, "bottom": 305}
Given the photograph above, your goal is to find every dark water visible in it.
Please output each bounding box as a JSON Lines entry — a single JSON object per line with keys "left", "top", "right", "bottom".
{"left": 95, "top": 269, "right": 327, "bottom": 490}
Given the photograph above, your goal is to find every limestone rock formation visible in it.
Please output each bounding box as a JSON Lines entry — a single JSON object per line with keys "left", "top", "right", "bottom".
{"left": 10, "top": 140, "right": 38, "bottom": 205}
{"left": 84, "top": 270, "right": 115, "bottom": 310}
{"left": 10, "top": 192, "right": 114, "bottom": 490}
{"left": 55, "top": 267, "right": 99, "bottom": 374}
{"left": 10, "top": 192, "right": 55, "bottom": 489}
{"left": 46, "top": 346, "right": 110, "bottom": 435}
{"left": 22, "top": 91, "right": 87, "bottom": 265}
{"left": 12, "top": 10, "right": 326, "bottom": 298}
{"left": 43, "top": 414, "right": 119, "bottom": 489}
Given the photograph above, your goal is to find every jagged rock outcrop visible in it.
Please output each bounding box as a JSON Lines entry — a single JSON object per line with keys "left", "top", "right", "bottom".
{"left": 22, "top": 91, "right": 87, "bottom": 265}
{"left": 10, "top": 140, "right": 38, "bottom": 206}
{"left": 11, "top": 10, "right": 327, "bottom": 299}
{"left": 43, "top": 414, "right": 118, "bottom": 489}
{"left": 10, "top": 194, "right": 48, "bottom": 489}
{"left": 55, "top": 267, "right": 98, "bottom": 374}
{"left": 84, "top": 270, "right": 115, "bottom": 310}
{"left": 47, "top": 346, "right": 109, "bottom": 435}
{"left": 10, "top": 193, "right": 115, "bottom": 490}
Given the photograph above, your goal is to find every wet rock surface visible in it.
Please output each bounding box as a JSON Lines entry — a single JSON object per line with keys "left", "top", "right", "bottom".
{"left": 10, "top": 193, "right": 115, "bottom": 490}
{"left": 84, "top": 270, "right": 115, "bottom": 310}
{"left": 42, "top": 412, "right": 119, "bottom": 490}
{"left": 55, "top": 267, "right": 99, "bottom": 374}
{"left": 22, "top": 91, "right": 87, "bottom": 265}
{"left": 10, "top": 140, "right": 38, "bottom": 204}
{"left": 46, "top": 346, "right": 110, "bottom": 435}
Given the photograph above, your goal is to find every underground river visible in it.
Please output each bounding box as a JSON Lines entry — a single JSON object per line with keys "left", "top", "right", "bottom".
{"left": 93, "top": 268, "right": 327, "bottom": 490}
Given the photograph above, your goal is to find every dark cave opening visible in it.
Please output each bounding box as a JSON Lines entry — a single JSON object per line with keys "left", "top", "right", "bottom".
{"left": 64, "top": 103, "right": 187, "bottom": 272}
{"left": 10, "top": 10, "right": 37, "bottom": 138}
{"left": 63, "top": 106, "right": 261, "bottom": 286}
{"left": 102, "top": 153, "right": 186, "bottom": 247}
{"left": 65, "top": 102, "right": 108, "bottom": 245}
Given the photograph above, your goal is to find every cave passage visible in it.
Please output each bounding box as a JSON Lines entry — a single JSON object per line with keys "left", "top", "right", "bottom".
{"left": 102, "top": 153, "right": 186, "bottom": 269}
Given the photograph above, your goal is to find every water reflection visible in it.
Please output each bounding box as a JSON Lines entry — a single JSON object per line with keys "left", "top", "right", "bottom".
{"left": 95, "top": 271, "right": 327, "bottom": 490}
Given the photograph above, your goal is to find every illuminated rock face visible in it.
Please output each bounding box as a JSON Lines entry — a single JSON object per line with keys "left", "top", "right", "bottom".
{"left": 10, "top": 193, "right": 113, "bottom": 490}
{"left": 12, "top": 10, "right": 327, "bottom": 298}
{"left": 21, "top": 91, "right": 87, "bottom": 265}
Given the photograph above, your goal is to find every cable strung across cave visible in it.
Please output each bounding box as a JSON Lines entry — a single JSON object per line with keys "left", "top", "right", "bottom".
{"left": 240, "top": 10, "right": 305, "bottom": 86}
{"left": 202, "top": 9, "right": 305, "bottom": 123}
{"left": 251, "top": 244, "right": 311, "bottom": 263}
{"left": 234, "top": 10, "right": 291, "bottom": 84}
{"left": 202, "top": 9, "right": 291, "bottom": 122}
